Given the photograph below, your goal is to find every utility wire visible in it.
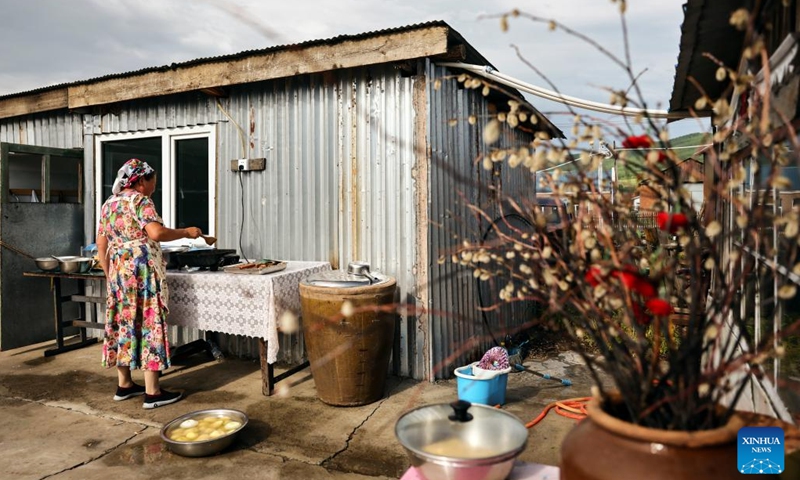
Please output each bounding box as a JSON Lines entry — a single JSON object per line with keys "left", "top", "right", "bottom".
{"left": 616, "top": 144, "right": 712, "bottom": 151}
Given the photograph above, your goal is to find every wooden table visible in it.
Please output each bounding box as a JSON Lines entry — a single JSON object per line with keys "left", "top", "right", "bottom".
{"left": 23, "top": 260, "right": 331, "bottom": 395}
{"left": 22, "top": 270, "right": 104, "bottom": 357}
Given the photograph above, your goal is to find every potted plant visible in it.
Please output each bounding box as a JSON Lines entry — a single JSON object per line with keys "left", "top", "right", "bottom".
{"left": 450, "top": 4, "right": 799, "bottom": 479}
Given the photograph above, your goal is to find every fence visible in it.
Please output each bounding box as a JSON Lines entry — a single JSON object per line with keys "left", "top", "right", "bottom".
{"left": 583, "top": 210, "right": 658, "bottom": 232}
{"left": 626, "top": 210, "right": 658, "bottom": 230}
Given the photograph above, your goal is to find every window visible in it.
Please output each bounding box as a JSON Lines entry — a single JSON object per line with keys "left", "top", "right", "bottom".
{"left": 95, "top": 126, "right": 216, "bottom": 236}
{"left": 0, "top": 143, "right": 82, "bottom": 203}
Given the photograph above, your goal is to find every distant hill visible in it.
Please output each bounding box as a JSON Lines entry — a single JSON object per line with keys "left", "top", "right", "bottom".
{"left": 620, "top": 131, "right": 710, "bottom": 165}
{"left": 669, "top": 132, "right": 712, "bottom": 160}
{"left": 614, "top": 131, "right": 710, "bottom": 190}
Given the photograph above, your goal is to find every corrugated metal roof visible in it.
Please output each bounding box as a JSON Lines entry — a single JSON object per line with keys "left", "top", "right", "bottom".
{"left": 669, "top": 0, "right": 747, "bottom": 116}
{"left": 0, "top": 20, "right": 459, "bottom": 101}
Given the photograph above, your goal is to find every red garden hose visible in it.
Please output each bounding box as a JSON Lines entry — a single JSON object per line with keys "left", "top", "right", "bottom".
{"left": 524, "top": 397, "right": 592, "bottom": 428}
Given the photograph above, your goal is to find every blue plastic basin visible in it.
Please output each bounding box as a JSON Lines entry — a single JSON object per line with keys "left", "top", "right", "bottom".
{"left": 454, "top": 362, "right": 510, "bottom": 406}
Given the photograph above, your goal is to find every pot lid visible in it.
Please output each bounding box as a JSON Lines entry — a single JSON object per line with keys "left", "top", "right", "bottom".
{"left": 395, "top": 401, "right": 528, "bottom": 461}
{"left": 302, "top": 261, "right": 389, "bottom": 288}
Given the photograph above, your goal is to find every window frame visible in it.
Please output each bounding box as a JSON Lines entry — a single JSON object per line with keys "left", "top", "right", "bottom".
{"left": 94, "top": 125, "right": 217, "bottom": 236}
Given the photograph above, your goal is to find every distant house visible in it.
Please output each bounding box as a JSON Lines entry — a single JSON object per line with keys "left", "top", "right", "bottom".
{"left": 534, "top": 156, "right": 615, "bottom": 218}
{"left": 637, "top": 155, "right": 705, "bottom": 212}
{"left": 0, "top": 21, "right": 562, "bottom": 380}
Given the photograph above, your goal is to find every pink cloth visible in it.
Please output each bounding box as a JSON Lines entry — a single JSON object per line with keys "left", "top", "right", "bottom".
{"left": 400, "top": 462, "right": 560, "bottom": 480}
{"left": 478, "top": 346, "right": 510, "bottom": 370}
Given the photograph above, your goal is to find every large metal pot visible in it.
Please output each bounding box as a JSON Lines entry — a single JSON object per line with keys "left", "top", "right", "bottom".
{"left": 395, "top": 400, "right": 528, "bottom": 480}
{"left": 300, "top": 262, "right": 397, "bottom": 406}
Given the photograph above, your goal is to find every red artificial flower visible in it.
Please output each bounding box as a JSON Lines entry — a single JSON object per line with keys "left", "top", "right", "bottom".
{"left": 657, "top": 212, "right": 689, "bottom": 234}
{"left": 656, "top": 151, "right": 669, "bottom": 163}
{"left": 622, "top": 135, "right": 653, "bottom": 149}
{"left": 585, "top": 265, "right": 605, "bottom": 287}
{"left": 646, "top": 298, "right": 673, "bottom": 317}
{"left": 611, "top": 269, "right": 657, "bottom": 299}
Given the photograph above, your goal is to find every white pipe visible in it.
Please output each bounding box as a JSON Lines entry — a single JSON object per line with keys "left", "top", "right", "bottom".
{"left": 437, "top": 62, "right": 692, "bottom": 120}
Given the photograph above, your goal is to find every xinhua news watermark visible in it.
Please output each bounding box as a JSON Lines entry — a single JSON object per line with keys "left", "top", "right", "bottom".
{"left": 738, "top": 426, "right": 785, "bottom": 474}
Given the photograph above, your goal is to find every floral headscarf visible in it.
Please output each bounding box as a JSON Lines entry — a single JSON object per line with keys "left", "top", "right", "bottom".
{"left": 111, "top": 158, "right": 155, "bottom": 194}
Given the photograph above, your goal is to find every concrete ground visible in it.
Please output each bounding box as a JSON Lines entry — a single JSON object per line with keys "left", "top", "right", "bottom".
{"left": 0, "top": 338, "right": 599, "bottom": 480}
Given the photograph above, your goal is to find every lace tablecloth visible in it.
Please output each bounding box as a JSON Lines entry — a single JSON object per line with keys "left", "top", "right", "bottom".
{"left": 167, "top": 261, "right": 331, "bottom": 364}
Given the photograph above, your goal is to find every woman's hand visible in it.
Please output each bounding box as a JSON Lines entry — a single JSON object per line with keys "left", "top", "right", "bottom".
{"left": 183, "top": 227, "right": 202, "bottom": 239}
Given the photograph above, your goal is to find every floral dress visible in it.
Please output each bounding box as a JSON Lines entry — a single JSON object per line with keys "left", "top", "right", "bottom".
{"left": 97, "top": 191, "right": 170, "bottom": 371}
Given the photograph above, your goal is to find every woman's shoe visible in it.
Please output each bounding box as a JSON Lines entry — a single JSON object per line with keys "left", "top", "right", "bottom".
{"left": 113, "top": 383, "right": 146, "bottom": 401}
{"left": 142, "top": 389, "right": 183, "bottom": 409}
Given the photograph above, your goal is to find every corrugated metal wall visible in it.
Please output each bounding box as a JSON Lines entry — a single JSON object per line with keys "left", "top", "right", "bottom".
{"left": 211, "top": 68, "right": 419, "bottom": 371}
{"left": 0, "top": 112, "right": 84, "bottom": 148}
{"left": 426, "top": 62, "right": 538, "bottom": 379}
{"left": 97, "top": 92, "right": 219, "bottom": 132}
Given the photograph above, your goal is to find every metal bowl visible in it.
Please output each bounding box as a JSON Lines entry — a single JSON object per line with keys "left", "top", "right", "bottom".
{"left": 395, "top": 401, "right": 528, "bottom": 480}
{"left": 57, "top": 256, "right": 93, "bottom": 274}
{"left": 35, "top": 257, "right": 60, "bottom": 271}
{"left": 161, "top": 408, "right": 248, "bottom": 457}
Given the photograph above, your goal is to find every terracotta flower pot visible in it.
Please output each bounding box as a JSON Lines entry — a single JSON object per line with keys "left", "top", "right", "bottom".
{"left": 560, "top": 398, "right": 773, "bottom": 480}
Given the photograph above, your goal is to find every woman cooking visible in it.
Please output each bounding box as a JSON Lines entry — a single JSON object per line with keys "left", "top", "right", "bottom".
{"left": 97, "top": 158, "right": 202, "bottom": 409}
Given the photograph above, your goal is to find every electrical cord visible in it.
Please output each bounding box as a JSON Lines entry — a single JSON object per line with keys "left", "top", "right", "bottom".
{"left": 238, "top": 169, "right": 249, "bottom": 263}
{"left": 216, "top": 99, "right": 248, "bottom": 156}
{"left": 217, "top": 97, "right": 251, "bottom": 264}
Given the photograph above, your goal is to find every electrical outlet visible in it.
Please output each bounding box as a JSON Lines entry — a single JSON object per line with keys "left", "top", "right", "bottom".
{"left": 230, "top": 158, "right": 267, "bottom": 172}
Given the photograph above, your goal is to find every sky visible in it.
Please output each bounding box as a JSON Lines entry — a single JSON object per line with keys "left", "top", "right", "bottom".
{"left": 0, "top": 0, "right": 705, "bottom": 137}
